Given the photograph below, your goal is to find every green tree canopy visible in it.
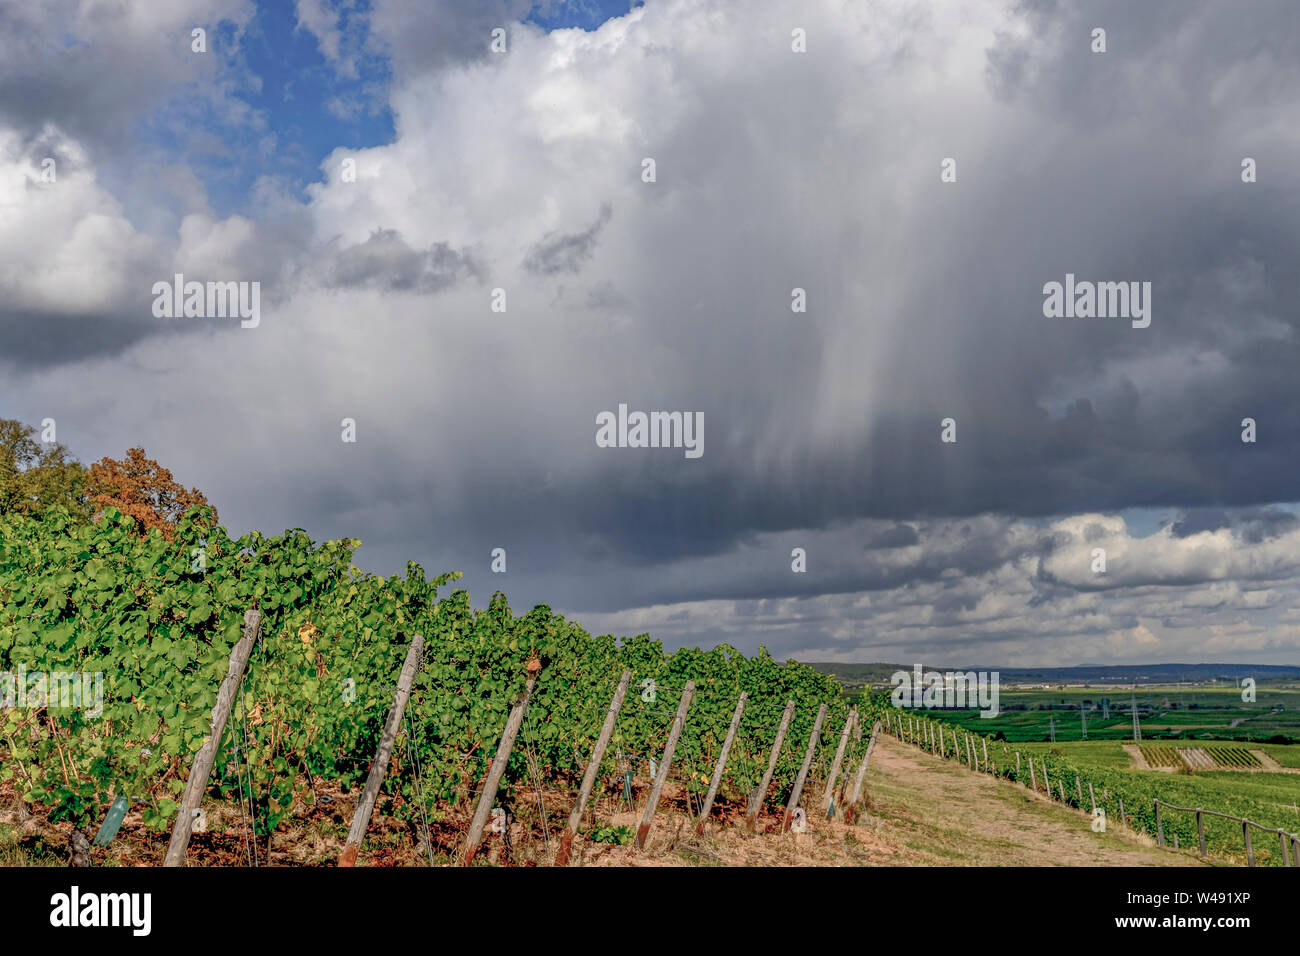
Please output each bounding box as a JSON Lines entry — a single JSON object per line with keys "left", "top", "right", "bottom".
{"left": 0, "top": 418, "right": 89, "bottom": 518}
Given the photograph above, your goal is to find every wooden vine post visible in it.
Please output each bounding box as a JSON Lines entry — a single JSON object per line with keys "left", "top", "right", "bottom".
{"left": 164, "top": 609, "right": 262, "bottom": 867}
{"left": 462, "top": 665, "right": 540, "bottom": 866}
{"left": 845, "top": 719, "right": 881, "bottom": 825}
{"left": 746, "top": 700, "right": 795, "bottom": 832}
{"left": 635, "top": 681, "right": 695, "bottom": 850}
{"left": 782, "top": 703, "right": 827, "bottom": 832}
{"left": 695, "top": 692, "right": 747, "bottom": 835}
{"left": 821, "top": 709, "right": 856, "bottom": 818}
{"left": 555, "top": 669, "right": 632, "bottom": 866}
{"left": 339, "top": 634, "right": 426, "bottom": 867}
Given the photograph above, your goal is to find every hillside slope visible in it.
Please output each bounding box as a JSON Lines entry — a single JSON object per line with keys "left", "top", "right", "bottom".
{"left": 1, "top": 732, "right": 1206, "bottom": 867}
{"left": 857, "top": 734, "right": 1202, "bottom": 866}
{"left": 567, "top": 733, "right": 1205, "bottom": 866}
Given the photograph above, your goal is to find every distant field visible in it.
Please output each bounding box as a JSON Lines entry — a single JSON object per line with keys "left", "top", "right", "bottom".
{"left": 972, "top": 740, "right": 1300, "bottom": 836}
{"left": 810, "top": 662, "right": 1300, "bottom": 689}
{"left": 890, "top": 721, "right": 1300, "bottom": 863}
{"left": 998, "top": 740, "right": 1135, "bottom": 769}
{"left": 923, "top": 729, "right": 1300, "bottom": 853}
{"left": 901, "top": 683, "right": 1300, "bottom": 744}
{"left": 1259, "top": 743, "right": 1300, "bottom": 768}
{"left": 996, "top": 739, "right": 1300, "bottom": 772}
{"left": 837, "top": 672, "right": 1300, "bottom": 850}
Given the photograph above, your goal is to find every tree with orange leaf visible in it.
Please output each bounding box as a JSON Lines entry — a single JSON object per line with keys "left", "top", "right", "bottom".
{"left": 87, "top": 447, "right": 217, "bottom": 539}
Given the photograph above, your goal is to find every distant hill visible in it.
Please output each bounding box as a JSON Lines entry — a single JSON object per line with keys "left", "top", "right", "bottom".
{"left": 806, "top": 661, "right": 1300, "bottom": 690}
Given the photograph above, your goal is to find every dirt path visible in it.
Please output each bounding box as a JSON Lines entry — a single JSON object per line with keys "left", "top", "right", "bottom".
{"left": 1123, "top": 742, "right": 1154, "bottom": 770}
{"left": 578, "top": 734, "right": 1204, "bottom": 866}
{"left": 860, "top": 735, "right": 1201, "bottom": 866}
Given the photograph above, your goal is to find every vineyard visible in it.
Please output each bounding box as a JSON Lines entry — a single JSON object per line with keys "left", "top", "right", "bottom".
{"left": 887, "top": 711, "right": 1300, "bottom": 867}
{"left": 1140, "top": 745, "right": 1265, "bottom": 771}
{"left": 1185, "top": 747, "right": 1263, "bottom": 770}
{"left": 0, "top": 506, "right": 880, "bottom": 864}
{"left": 1139, "top": 745, "right": 1184, "bottom": 769}
{"left": 888, "top": 684, "right": 1300, "bottom": 744}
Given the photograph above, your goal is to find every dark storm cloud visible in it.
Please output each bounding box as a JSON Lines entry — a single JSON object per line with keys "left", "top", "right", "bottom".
{"left": 1238, "top": 508, "right": 1300, "bottom": 544}
{"left": 0, "top": 306, "right": 169, "bottom": 369}
{"left": 1170, "top": 508, "right": 1230, "bottom": 538}
{"left": 523, "top": 204, "right": 611, "bottom": 276}
{"left": 866, "top": 524, "right": 919, "bottom": 549}
{"left": 358, "top": 0, "right": 1300, "bottom": 644}
{"left": 1170, "top": 506, "right": 1300, "bottom": 544}
{"left": 322, "top": 229, "right": 484, "bottom": 292}
{"left": 519, "top": 0, "right": 1300, "bottom": 571}
{"left": 253, "top": 0, "right": 1300, "bottom": 636}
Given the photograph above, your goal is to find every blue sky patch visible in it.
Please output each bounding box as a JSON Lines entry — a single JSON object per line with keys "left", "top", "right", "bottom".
{"left": 156, "top": 0, "right": 639, "bottom": 218}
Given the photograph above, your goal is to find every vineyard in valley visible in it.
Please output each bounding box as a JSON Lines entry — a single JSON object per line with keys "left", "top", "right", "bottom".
{"left": 1140, "top": 745, "right": 1185, "bottom": 769}
{"left": 0, "top": 506, "right": 877, "bottom": 864}
{"left": 1175, "top": 746, "right": 1262, "bottom": 770}
{"left": 1137, "top": 744, "right": 1266, "bottom": 771}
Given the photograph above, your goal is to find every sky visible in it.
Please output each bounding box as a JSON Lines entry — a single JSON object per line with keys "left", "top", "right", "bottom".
{"left": 2, "top": 0, "right": 1300, "bottom": 666}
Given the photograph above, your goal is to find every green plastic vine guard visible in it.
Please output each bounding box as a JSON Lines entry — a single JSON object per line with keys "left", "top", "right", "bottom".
{"left": 92, "top": 795, "right": 129, "bottom": 847}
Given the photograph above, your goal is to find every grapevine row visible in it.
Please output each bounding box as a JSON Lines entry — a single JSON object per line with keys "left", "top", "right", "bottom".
{"left": 0, "top": 506, "right": 873, "bottom": 848}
